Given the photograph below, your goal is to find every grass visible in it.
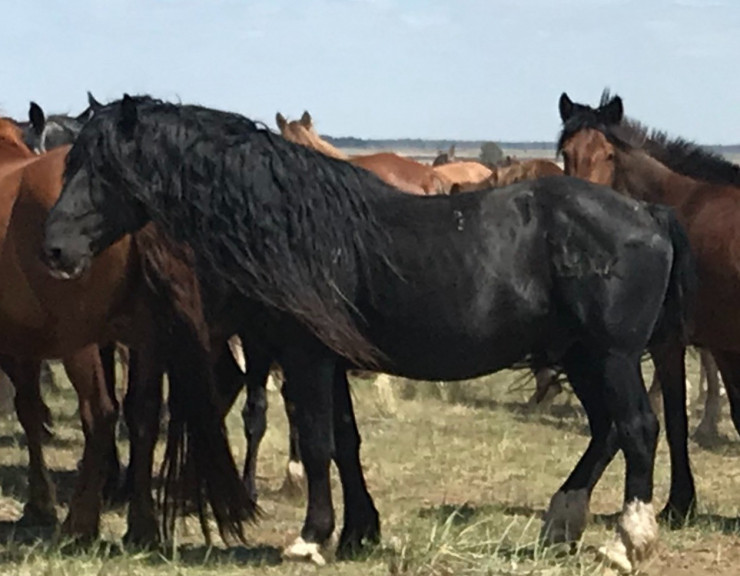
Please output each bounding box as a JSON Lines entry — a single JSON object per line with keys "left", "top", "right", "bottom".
{"left": 0, "top": 356, "right": 739, "bottom": 575}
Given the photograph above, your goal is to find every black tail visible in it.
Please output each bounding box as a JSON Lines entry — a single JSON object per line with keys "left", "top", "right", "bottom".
{"left": 135, "top": 226, "right": 257, "bottom": 544}
{"left": 647, "top": 204, "right": 697, "bottom": 344}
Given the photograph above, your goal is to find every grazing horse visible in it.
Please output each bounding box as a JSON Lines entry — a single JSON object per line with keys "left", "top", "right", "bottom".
{"left": 43, "top": 95, "right": 695, "bottom": 572}
{"left": 557, "top": 89, "right": 740, "bottom": 528}
{"left": 276, "top": 111, "right": 449, "bottom": 194}
{"left": 0, "top": 113, "right": 250, "bottom": 546}
{"left": 430, "top": 144, "right": 494, "bottom": 186}
{"left": 432, "top": 144, "right": 456, "bottom": 166}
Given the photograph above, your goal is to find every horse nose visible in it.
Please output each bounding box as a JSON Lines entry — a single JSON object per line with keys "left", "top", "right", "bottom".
{"left": 41, "top": 241, "right": 66, "bottom": 269}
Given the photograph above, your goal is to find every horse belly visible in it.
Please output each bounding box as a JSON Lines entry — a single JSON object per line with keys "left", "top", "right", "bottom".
{"left": 368, "top": 289, "right": 553, "bottom": 381}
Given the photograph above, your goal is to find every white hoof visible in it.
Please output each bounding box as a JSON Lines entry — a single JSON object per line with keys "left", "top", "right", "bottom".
{"left": 599, "top": 500, "right": 658, "bottom": 573}
{"left": 283, "top": 536, "right": 333, "bottom": 566}
{"left": 597, "top": 538, "right": 633, "bottom": 574}
{"left": 266, "top": 372, "right": 280, "bottom": 392}
{"left": 618, "top": 500, "right": 658, "bottom": 561}
{"left": 280, "top": 460, "right": 307, "bottom": 498}
{"left": 540, "top": 489, "right": 590, "bottom": 544}
{"left": 287, "top": 460, "right": 305, "bottom": 484}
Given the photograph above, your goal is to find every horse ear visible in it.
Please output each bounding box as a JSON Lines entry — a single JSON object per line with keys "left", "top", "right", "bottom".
{"left": 300, "top": 111, "right": 312, "bottom": 128}
{"left": 275, "top": 112, "right": 287, "bottom": 131}
{"left": 600, "top": 95, "right": 623, "bottom": 125}
{"left": 118, "top": 94, "right": 138, "bottom": 137}
{"left": 87, "top": 91, "right": 103, "bottom": 111}
{"left": 29, "top": 102, "right": 46, "bottom": 136}
{"left": 449, "top": 144, "right": 456, "bottom": 158}
{"left": 558, "top": 93, "right": 574, "bottom": 122}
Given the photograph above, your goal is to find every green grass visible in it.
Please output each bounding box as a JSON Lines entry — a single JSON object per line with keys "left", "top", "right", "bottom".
{"left": 0, "top": 357, "right": 739, "bottom": 575}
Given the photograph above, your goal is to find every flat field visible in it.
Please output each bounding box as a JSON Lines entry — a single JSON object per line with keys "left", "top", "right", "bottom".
{"left": 0, "top": 355, "right": 739, "bottom": 576}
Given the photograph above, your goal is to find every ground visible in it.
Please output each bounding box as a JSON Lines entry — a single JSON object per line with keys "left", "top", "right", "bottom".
{"left": 0, "top": 355, "right": 738, "bottom": 576}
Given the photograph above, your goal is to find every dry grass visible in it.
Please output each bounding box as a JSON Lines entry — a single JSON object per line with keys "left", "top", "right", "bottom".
{"left": 0, "top": 357, "right": 739, "bottom": 575}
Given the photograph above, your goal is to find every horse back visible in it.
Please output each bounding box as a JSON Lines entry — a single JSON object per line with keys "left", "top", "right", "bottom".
{"left": 351, "top": 152, "right": 447, "bottom": 195}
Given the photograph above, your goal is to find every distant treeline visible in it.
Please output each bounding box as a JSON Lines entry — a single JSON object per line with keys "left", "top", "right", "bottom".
{"left": 324, "top": 135, "right": 740, "bottom": 155}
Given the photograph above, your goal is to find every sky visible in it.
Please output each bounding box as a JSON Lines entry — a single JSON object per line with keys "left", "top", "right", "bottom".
{"left": 3, "top": 0, "right": 739, "bottom": 143}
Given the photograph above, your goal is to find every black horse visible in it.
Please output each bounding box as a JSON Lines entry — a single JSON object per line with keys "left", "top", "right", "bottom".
{"left": 42, "top": 95, "right": 694, "bottom": 572}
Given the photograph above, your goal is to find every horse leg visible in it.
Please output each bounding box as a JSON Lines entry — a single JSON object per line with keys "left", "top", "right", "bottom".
{"left": 238, "top": 346, "right": 270, "bottom": 502}
{"left": 99, "top": 342, "right": 123, "bottom": 504}
{"left": 280, "top": 375, "right": 306, "bottom": 497}
{"left": 650, "top": 339, "right": 695, "bottom": 523}
{"left": 282, "top": 353, "right": 336, "bottom": 565}
{"left": 61, "top": 345, "right": 118, "bottom": 540}
{"left": 709, "top": 350, "right": 740, "bottom": 438}
{"left": 694, "top": 350, "right": 721, "bottom": 443}
{"left": 1, "top": 356, "right": 58, "bottom": 527}
{"left": 596, "top": 351, "right": 660, "bottom": 574}
{"left": 527, "top": 368, "right": 562, "bottom": 409}
{"left": 333, "top": 368, "right": 379, "bottom": 558}
{"left": 122, "top": 346, "right": 164, "bottom": 547}
{"left": 646, "top": 370, "right": 663, "bottom": 418}
{"left": 541, "top": 344, "right": 617, "bottom": 544}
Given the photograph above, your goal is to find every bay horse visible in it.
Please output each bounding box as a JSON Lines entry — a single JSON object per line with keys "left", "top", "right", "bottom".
{"left": 276, "top": 111, "right": 450, "bottom": 194}
{"left": 0, "top": 114, "right": 252, "bottom": 546}
{"left": 43, "top": 95, "right": 695, "bottom": 572}
{"left": 557, "top": 89, "right": 740, "bottom": 531}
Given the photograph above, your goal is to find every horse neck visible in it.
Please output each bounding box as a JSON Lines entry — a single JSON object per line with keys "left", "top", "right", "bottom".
{"left": 614, "top": 149, "right": 698, "bottom": 209}
{"left": 0, "top": 139, "right": 34, "bottom": 168}
{"left": 307, "top": 133, "right": 348, "bottom": 160}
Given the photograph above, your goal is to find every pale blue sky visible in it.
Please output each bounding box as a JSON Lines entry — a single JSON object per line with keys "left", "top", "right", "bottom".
{"left": 3, "top": 0, "right": 739, "bottom": 143}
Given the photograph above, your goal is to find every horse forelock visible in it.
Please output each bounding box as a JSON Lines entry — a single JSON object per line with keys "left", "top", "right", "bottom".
{"left": 75, "top": 97, "right": 390, "bottom": 365}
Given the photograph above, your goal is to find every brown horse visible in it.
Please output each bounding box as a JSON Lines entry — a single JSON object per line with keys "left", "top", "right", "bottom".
{"left": 432, "top": 161, "right": 493, "bottom": 189}
{"left": 0, "top": 121, "right": 125, "bottom": 536}
{"left": 557, "top": 90, "right": 740, "bottom": 533}
{"left": 450, "top": 158, "right": 563, "bottom": 193}
{"left": 0, "top": 117, "right": 250, "bottom": 546}
{"left": 276, "top": 111, "right": 450, "bottom": 194}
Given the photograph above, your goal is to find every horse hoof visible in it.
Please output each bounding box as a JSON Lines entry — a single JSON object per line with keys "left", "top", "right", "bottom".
{"left": 279, "top": 461, "right": 306, "bottom": 499}
{"left": 123, "top": 529, "right": 160, "bottom": 550}
{"left": 337, "top": 515, "right": 381, "bottom": 559}
{"left": 540, "top": 489, "right": 590, "bottom": 544}
{"left": 599, "top": 500, "right": 658, "bottom": 574}
{"left": 283, "top": 536, "right": 332, "bottom": 566}
{"left": 61, "top": 514, "right": 99, "bottom": 545}
{"left": 597, "top": 539, "right": 633, "bottom": 574}
{"left": 18, "top": 503, "right": 58, "bottom": 529}
{"left": 657, "top": 501, "right": 693, "bottom": 529}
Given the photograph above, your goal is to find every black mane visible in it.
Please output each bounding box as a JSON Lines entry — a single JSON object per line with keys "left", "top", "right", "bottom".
{"left": 559, "top": 89, "right": 740, "bottom": 187}
{"left": 67, "top": 95, "right": 394, "bottom": 365}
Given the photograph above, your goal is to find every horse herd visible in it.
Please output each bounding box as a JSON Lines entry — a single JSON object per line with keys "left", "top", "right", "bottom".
{"left": 0, "top": 88, "right": 737, "bottom": 574}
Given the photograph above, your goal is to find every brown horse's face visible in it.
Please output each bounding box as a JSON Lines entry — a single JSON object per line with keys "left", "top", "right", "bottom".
{"left": 560, "top": 128, "right": 616, "bottom": 188}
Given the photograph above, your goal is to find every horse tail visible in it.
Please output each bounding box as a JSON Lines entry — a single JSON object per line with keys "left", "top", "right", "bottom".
{"left": 647, "top": 204, "right": 697, "bottom": 344}
{"left": 135, "top": 226, "right": 257, "bottom": 545}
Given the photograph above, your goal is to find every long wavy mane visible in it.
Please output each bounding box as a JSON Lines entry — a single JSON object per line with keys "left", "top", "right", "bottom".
{"left": 67, "top": 96, "right": 393, "bottom": 365}
{"left": 558, "top": 89, "right": 740, "bottom": 186}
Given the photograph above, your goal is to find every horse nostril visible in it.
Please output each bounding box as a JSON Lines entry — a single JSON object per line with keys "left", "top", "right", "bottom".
{"left": 44, "top": 245, "right": 63, "bottom": 265}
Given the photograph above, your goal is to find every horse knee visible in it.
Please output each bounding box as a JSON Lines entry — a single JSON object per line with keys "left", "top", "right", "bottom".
{"left": 242, "top": 396, "right": 267, "bottom": 440}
